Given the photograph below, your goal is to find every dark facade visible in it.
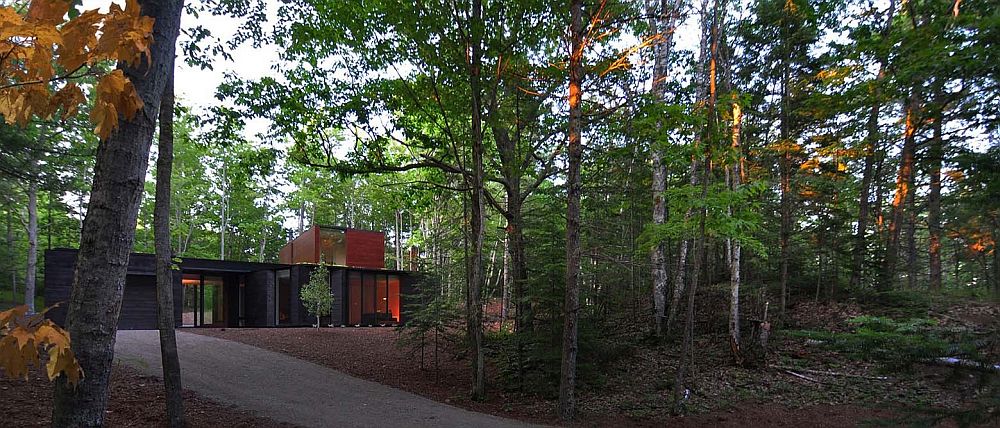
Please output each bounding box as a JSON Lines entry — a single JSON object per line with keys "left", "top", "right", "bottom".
{"left": 44, "top": 248, "right": 415, "bottom": 330}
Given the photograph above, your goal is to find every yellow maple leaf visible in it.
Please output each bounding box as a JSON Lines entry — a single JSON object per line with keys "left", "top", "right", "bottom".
{"left": 0, "top": 305, "right": 83, "bottom": 386}
{"left": 49, "top": 82, "right": 85, "bottom": 119}
{"left": 26, "top": 0, "right": 72, "bottom": 25}
{"left": 90, "top": 69, "right": 144, "bottom": 140}
{"left": 56, "top": 9, "right": 102, "bottom": 71}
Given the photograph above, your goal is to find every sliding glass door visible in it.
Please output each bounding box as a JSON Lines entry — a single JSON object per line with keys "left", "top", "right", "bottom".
{"left": 347, "top": 271, "right": 401, "bottom": 326}
{"left": 181, "top": 273, "right": 227, "bottom": 327}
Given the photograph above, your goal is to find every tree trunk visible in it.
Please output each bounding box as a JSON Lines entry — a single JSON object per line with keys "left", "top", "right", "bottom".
{"left": 905, "top": 183, "right": 917, "bottom": 289}
{"left": 646, "top": 0, "right": 686, "bottom": 337}
{"left": 849, "top": 0, "right": 896, "bottom": 290}
{"left": 154, "top": 67, "right": 185, "bottom": 428}
{"left": 559, "top": 0, "right": 583, "bottom": 419}
{"left": 51, "top": 0, "right": 183, "bottom": 424}
{"left": 927, "top": 96, "right": 944, "bottom": 291}
{"left": 677, "top": 0, "right": 717, "bottom": 407}
{"left": 6, "top": 208, "right": 14, "bottom": 305}
{"left": 881, "top": 94, "right": 919, "bottom": 290}
{"left": 25, "top": 179, "right": 37, "bottom": 312}
{"left": 395, "top": 209, "right": 403, "bottom": 269}
{"left": 729, "top": 98, "right": 743, "bottom": 357}
{"left": 467, "top": 0, "right": 486, "bottom": 401}
{"left": 779, "top": 70, "right": 791, "bottom": 319}
{"left": 220, "top": 159, "right": 227, "bottom": 261}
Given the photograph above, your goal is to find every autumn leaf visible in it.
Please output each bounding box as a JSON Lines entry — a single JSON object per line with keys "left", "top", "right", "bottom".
{"left": 1, "top": 0, "right": 154, "bottom": 135}
{"left": 0, "top": 304, "right": 84, "bottom": 387}
{"left": 91, "top": 69, "right": 144, "bottom": 140}
{"left": 26, "top": 0, "right": 71, "bottom": 25}
{"left": 49, "top": 82, "right": 86, "bottom": 119}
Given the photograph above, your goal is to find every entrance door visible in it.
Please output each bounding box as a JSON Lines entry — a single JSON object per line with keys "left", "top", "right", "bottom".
{"left": 181, "top": 273, "right": 227, "bottom": 327}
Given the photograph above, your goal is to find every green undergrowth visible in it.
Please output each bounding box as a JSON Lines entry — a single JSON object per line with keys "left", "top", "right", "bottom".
{"left": 787, "top": 315, "right": 980, "bottom": 370}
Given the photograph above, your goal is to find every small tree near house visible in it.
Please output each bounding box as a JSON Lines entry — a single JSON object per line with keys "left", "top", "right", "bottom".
{"left": 301, "top": 267, "right": 334, "bottom": 328}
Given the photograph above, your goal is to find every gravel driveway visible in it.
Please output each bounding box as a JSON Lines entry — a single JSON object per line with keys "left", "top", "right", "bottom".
{"left": 114, "top": 330, "right": 537, "bottom": 428}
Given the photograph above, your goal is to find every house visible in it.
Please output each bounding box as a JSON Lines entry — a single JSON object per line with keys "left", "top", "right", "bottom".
{"left": 44, "top": 225, "right": 414, "bottom": 329}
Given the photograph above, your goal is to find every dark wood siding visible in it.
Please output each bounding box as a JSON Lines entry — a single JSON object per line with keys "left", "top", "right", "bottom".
{"left": 45, "top": 249, "right": 183, "bottom": 329}
{"left": 244, "top": 269, "right": 274, "bottom": 327}
{"left": 43, "top": 249, "right": 75, "bottom": 327}
{"left": 118, "top": 275, "right": 157, "bottom": 330}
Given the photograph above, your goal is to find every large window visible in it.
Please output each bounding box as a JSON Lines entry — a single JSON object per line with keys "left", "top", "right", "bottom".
{"left": 319, "top": 228, "right": 347, "bottom": 265}
{"left": 276, "top": 269, "right": 291, "bottom": 325}
{"left": 388, "top": 275, "right": 400, "bottom": 323}
{"left": 202, "top": 276, "right": 225, "bottom": 326}
{"left": 347, "top": 271, "right": 402, "bottom": 325}
{"left": 181, "top": 273, "right": 226, "bottom": 327}
{"left": 348, "top": 272, "right": 362, "bottom": 324}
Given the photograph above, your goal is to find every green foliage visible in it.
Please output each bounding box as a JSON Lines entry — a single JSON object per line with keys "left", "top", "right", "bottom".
{"left": 300, "top": 267, "right": 333, "bottom": 326}
{"left": 788, "top": 316, "right": 956, "bottom": 370}
{"left": 640, "top": 180, "right": 769, "bottom": 257}
{"left": 396, "top": 272, "right": 463, "bottom": 369}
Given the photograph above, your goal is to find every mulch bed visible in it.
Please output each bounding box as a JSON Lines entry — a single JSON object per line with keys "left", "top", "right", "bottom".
{"left": 0, "top": 363, "right": 294, "bottom": 427}
{"left": 191, "top": 327, "right": 932, "bottom": 427}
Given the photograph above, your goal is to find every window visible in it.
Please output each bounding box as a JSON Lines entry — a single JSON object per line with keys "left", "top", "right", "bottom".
{"left": 202, "top": 276, "right": 225, "bottom": 326}
{"left": 319, "top": 228, "right": 347, "bottom": 265}
{"left": 363, "top": 274, "right": 376, "bottom": 324}
{"left": 348, "top": 271, "right": 362, "bottom": 325}
{"left": 376, "top": 275, "right": 388, "bottom": 323}
{"left": 388, "top": 275, "right": 400, "bottom": 323}
{"left": 276, "top": 269, "right": 291, "bottom": 325}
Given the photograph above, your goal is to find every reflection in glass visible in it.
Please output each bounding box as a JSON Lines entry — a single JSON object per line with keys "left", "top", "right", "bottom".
{"left": 276, "top": 269, "right": 291, "bottom": 324}
{"left": 319, "top": 228, "right": 347, "bottom": 265}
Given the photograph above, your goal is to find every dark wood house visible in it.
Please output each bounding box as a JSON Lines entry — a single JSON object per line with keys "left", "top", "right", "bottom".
{"left": 44, "top": 226, "right": 415, "bottom": 330}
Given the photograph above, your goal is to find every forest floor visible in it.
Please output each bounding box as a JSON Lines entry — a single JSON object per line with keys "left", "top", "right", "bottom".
{"left": 190, "top": 294, "right": 999, "bottom": 427}
{"left": 0, "top": 363, "right": 292, "bottom": 427}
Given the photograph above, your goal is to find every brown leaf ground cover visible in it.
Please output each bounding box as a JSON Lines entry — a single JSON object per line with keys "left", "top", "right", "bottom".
{"left": 0, "top": 363, "right": 293, "bottom": 427}
{"left": 192, "top": 303, "right": 991, "bottom": 428}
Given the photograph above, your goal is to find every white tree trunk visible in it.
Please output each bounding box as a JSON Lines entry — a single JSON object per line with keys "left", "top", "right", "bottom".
{"left": 25, "top": 180, "right": 38, "bottom": 312}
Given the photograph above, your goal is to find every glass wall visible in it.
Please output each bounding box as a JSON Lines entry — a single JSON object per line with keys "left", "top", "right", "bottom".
{"left": 181, "top": 273, "right": 228, "bottom": 327}
{"left": 319, "top": 228, "right": 347, "bottom": 265}
{"left": 181, "top": 274, "right": 200, "bottom": 327}
{"left": 276, "top": 269, "right": 291, "bottom": 325}
{"left": 349, "top": 272, "right": 362, "bottom": 324}
{"left": 202, "top": 276, "right": 225, "bottom": 326}
{"left": 347, "top": 271, "right": 402, "bottom": 325}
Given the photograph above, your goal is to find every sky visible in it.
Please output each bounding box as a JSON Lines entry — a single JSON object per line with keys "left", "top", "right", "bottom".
{"left": 80, "top": 0, "right": 281, "bottom": 138}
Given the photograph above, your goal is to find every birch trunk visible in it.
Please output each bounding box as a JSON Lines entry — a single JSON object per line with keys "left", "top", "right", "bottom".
{"left": 646, "top": 0, "right": 686, "bottom": 337}
{"left": 25, "top": 179, "right": 37, "bottom": 312}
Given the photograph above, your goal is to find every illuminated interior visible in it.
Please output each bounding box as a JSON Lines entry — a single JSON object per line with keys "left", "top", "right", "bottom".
{"left": 347, "top": 271, "right": 402, "bottom": 325}
{"left": 319, "top": 228, "right": 347, "bottom": 265}
{"left": 276, "top": 269, "right": 291, "bottom": 324}
{"left": 181, "top": 273, "right": 225, "bottom": 327}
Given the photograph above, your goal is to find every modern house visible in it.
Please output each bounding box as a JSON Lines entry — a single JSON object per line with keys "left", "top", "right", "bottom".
{"left": 44, "top": 225, "right": 414, "bottom": 329}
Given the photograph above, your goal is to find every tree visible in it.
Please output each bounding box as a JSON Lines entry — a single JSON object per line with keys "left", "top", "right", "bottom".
{"left": 301, "top": 266, "right": 334, "bottom": 328}
{"left": 153, "top": 62, "right": 184, "bottom": 426}
{"left": 50, "top": 0, "right": 184, "bottom": 424}
{"left": 645, "top": 0, "right": 688, "bottom": 337}
{"left": 558, "top": 0, "right": 585, "bottom": 419}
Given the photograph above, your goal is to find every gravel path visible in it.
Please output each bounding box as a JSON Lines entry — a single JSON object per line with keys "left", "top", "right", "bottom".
{"left": 114, "top": 330, "right": 538, "bottom": 428}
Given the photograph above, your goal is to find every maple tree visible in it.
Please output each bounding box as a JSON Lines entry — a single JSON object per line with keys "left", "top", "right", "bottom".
{"left": 0, "top": 304, "right": 83, "bottom": 386}
{"left": 0, "top": 0, "right": 154, "bottom": 139}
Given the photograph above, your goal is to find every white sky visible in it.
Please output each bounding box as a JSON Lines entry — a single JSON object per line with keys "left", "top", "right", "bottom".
{"left": 80, "top": 0, "right": 281, "bottom": 138}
